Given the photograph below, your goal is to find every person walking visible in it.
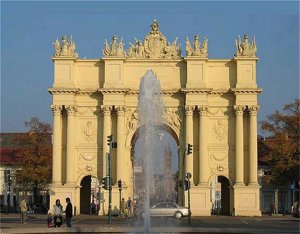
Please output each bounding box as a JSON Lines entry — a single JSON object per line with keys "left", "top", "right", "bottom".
{"left": 120, "top": 198, "right": 126, "bottom": 217}
{"left": 65, "top": 197, "right": 73, "bottom": 227}
{"left": 19, "top": 197, "right": 28, "bottom": 224}
{"left": 53, "top": 199, "right": 63, "bottom": 227}
{"left": 126, "top": 197, "right": 133, "bottom": 217}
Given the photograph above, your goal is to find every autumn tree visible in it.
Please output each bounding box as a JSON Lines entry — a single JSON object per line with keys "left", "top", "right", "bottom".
{"left": 14, "top": 117, "right": 52, "bottom": 204}
{"left": 258, "top": 99, "right": 299, "bottom": 185}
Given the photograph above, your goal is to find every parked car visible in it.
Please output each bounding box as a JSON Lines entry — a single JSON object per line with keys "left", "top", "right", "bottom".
{"left": 291, "top": 201, "right": 299, "bottom": 218}
{"left": 140, "top": 202, "right": 189, "bottom": 219}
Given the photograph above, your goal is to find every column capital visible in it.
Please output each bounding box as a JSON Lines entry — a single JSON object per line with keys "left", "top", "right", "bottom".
{"left": 115, "top": 105, "right": 126, "bottom": 115}
{"left": 101, "top": 105, "right": 112, "bottom": 115}
{"left": 185, "top": 105, "right": 195, "bottom": 115}
{"left": 65, "top": 105, "right": 77, "bottom": 115}
{"left": 51, "top": 105, "right": 62, "bottom": 115}
{"left": 234, "top": 105, "right": 246, "bottom": 115}
{"left": 198, "top": 105, "right": 208, "bottom": 115}
{"left": 248, "top": 105, "right": 259, "bottom": 116}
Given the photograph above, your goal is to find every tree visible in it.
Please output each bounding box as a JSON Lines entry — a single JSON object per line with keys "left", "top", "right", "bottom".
{"left": 14, "top": 117, "right": 52, "bottom": 204}
{"left": 258, "top": 99, "right": 299, "bottom": 185}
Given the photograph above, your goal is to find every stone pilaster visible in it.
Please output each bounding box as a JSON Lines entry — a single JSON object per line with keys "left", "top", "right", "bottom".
{"left": 185, "top": 105, "right": 194, "bottom": 184}
{"left": 66, "top": 105, "right": 76, "bottom": 184}
{"left": 198, "top": 105, "right": 208, "bottom": 186}
{"left": 51, "top": 105, "right": 62, "bottom": 184}
{"left": 248, "top": 105, "right": 259, "bottom": 185}
{"left": 234, "top": 105, "right": 245, "bottom": 186}
{"left": 102, "top": 106, "right": 112, "bottom": 178}
{"left": 116, "top": 106, "right": 126, "bottom": 183}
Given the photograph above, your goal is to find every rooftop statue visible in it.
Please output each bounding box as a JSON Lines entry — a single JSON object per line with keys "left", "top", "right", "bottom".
{"left": 53, "top": 35, "right": 78, "bottom": 58}
{"left": 103, "top": 36, "right": 126, "bottom": 57}
{"left": 127, "top": 19, "right": 181, "bottom": 59}
{"left": 185, "top": 35, "right": 208, "bottom": 57}
{"left": 235, "top": 34, "right": 257, "bottom": 57}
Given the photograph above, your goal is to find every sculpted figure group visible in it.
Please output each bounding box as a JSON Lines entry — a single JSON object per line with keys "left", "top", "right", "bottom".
{"left": 53, "top": 21, "right": 257, "bottom": 59}
{"left": 103, "top": 36, "right": 126, "bottom": 57}
{"left": 185, "top": 35, "right": 208, "bottom": 57}
{"left": 235, "top": 34, "right": 257, "bottom": 57}
{"left": 53, "top": 35, "right": 78, "bottom": 58}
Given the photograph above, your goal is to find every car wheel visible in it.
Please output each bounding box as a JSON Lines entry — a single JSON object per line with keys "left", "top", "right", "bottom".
{"left": 175, "top": 211, "right": 183, "bottom": 219}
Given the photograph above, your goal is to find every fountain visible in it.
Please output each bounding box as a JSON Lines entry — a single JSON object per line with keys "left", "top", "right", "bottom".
{"left": 135, "top": 69, "right": 166, "bottom": 232}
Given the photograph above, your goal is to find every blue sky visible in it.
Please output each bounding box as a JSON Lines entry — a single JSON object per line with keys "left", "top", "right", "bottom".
{"left": 1, "top": 1, "right": 299, "bottom": 134}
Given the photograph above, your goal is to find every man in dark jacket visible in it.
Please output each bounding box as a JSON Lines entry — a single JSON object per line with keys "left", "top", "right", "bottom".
{"left": 65, "top": 197, "right": 73, "bottom": 227}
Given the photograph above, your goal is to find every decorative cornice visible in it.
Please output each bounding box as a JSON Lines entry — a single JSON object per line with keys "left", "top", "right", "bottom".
{"left": 181, "top": 88, "right": 212, "bottom": 94}
{"left": 209, "top": 89, "right": 230, "bottom": 96}
{"left": 98, "top": 88, "right": 129, "bottom": 94}
{"left": 78, "top": 89, "right": 99, "bottom": 95}
{"left": 230, "top": 88, "right": 262, "bottom": 95}
{"left": 48, "top": 88, "right": 80, "bottom": 95}
{"left": 127, "top": 89, "right": 179, "bottom": 95}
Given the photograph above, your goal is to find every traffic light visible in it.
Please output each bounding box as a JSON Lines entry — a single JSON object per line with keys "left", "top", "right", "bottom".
{"left": 185, "top": 179, "right": 191, "bottom": 190}
{"left": 107, "top": 135, "right": 112, "bottom": 146}
{"left": 187, "top": 144, "right": 193, "bottom": 155}
{"left": 101, "top": 176, "right": 109, "bottom": 190}
{"left": 118, "top": 180, "right": 122, "bottom": 190}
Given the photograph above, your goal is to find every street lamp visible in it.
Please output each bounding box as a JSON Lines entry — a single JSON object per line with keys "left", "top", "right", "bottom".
{"left": 7, "top": 177, "right": 12, "bottom": 213}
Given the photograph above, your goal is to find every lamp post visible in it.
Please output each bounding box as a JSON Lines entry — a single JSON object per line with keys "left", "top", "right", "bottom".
{"left": 7, "top": 177, "right": 12, "bottom": 213}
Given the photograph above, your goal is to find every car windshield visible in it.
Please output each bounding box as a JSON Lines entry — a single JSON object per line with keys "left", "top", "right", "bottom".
{"left": 152, "top": 203, "right": 177, "bottom": 208}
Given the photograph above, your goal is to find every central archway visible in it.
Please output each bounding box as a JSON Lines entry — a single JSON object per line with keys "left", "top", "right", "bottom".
{"left": 131, "top": 124, "right": 180, "bottom": 205}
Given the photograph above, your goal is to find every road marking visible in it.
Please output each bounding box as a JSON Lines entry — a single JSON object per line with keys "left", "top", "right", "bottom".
{"left": 73, "top": 217, "right": 89, "bottom": 224}
{"left": 241, "top": 219, "right": 249, "bottom": 224}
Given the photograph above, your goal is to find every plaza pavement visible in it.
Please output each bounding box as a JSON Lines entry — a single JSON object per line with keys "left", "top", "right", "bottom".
{"left": 0, "top": 213, "right": 299, "bottom": 234}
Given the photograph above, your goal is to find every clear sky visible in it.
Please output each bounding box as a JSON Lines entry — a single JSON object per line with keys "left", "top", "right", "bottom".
{"left": 1, "top": 1, "right": 299, "bottom": 134}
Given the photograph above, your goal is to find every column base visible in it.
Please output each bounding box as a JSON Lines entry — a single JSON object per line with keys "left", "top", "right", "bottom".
{"left": 233, "top": 185, "right": 261, "bottom": 217}
{"left": 185, "top": 186, "right": 211, "bottom": 216}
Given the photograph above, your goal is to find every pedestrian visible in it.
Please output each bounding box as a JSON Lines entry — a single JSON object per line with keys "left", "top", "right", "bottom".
{"left": 120, "top": 198, "right": 126, "bottom": 217}
{"left": 65, "top": 197, "right": 73, "bottom": 227}
{"left": 19, "top": 197, "right": 28, "bottom": 224}
{"left": 53, "top": 199, "right": 63, "bottom": 227}
{"left": 126, "top": 197, "right": 133, "bottom": 217}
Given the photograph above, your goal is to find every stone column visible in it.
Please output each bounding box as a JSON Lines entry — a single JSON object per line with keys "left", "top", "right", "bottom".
{"left": 198, "top": 105, "right": 208, "bottom": 186}
{"left": 66, "top": 105, "right": 76, "bottom": 184}
{"left": 9, "top": 185, "right": 14, "bottom": 207}
{"left": 234, "top": 105, "right": 245, "bottom": 185}
{"left": 249, "top": 105, "right": 259, "bottom": 185}
{"left": 4, "top": 184, "right": 7, "bottom": 207}
{"left": 102, "top": 106, "right": 112, "bottom": 178}
{"left": 185, "top": 105, "right": 194, "bottom": 183}
{"left": 116, "top": 106, "right": 126, "bottom": 182}
{"left": 51, "top": 105, "right": 62, "bottom": 184}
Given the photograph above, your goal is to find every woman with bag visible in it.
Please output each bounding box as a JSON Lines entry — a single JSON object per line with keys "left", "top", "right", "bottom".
{"left": 53, "top": 199, "right": 63, "bottom": 227}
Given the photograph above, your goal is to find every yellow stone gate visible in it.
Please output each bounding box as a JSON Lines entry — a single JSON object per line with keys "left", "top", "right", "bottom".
{"left": 49, "top": 20, "right": 262, "bottom": 216}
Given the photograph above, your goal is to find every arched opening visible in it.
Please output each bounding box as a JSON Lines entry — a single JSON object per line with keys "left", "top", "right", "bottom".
{"left": 210, "top": 175, "right": 231, "bottom": 216}
{"left": 80, "top": 175, "right": 101, "bottom": 215}
{"left": 131, "top": 125, "right": 179, "bottom": 206}
{"left": 80, "top": 176, "right": 91, "bottom": 214}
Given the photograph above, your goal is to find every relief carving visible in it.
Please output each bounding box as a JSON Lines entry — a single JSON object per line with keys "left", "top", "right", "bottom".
{"left": 125, "top": 109, "right": 139, "bottom": 135}
{"left": 163, "top": 109, "right": 182, "bottom": 132}
{"left": 213, "top": 120, "right": 228, "bottom": 142}
{"left": 210, "top": 153, "right": 227, "bottom": 161}
{"left": 83, "top": 121, "right": 96, "bottom": 142}
{"left": 79, "top": 153, "right": 96, "bottom": 161}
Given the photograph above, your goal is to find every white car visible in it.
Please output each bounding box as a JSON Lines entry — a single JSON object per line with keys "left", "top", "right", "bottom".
{"left": 140, "top": 202, "right": 189, "bottom": 219}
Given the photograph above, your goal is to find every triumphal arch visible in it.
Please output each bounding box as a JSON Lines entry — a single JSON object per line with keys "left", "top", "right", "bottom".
{"left": 49, "top": 20, "right": 262, "bottom": 216}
